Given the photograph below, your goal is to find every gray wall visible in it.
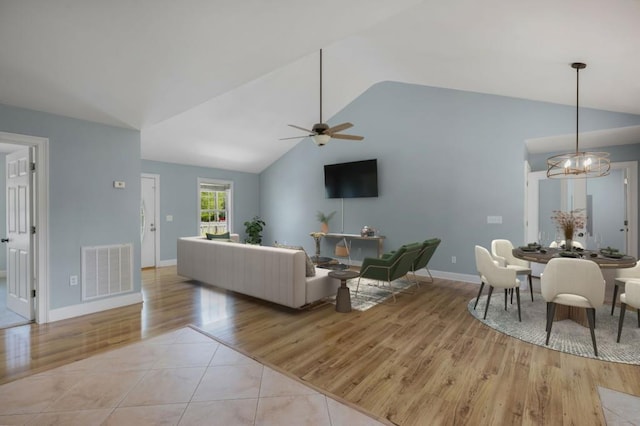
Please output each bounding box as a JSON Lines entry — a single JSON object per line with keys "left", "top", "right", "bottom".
{"left": 0, "top": 103, "right": 141, "bottom": 310}
{"left": 0, "top": 154, "right": 5, "bottom": 271}
{"left": 141, "top": 160, "right": 260, "bottom": 261}
{"left": 259, "top": 81, "right": 640, "bottom": 276}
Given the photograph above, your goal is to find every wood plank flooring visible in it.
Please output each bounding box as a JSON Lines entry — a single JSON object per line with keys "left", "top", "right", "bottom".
{"left": 1, "top": 266, "right": 639, "bottom": 425}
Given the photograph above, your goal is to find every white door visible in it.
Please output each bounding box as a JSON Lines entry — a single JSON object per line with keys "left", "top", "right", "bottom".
{"left": 141, "top": 174, "right": 159, "bottom": 268}
{"left": 5, "top": 148, "right": 33, "bottom": 319}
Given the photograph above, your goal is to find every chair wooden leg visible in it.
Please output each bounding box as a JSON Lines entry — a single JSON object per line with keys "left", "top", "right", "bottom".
{"left": 515, "top": 287, "right": 521, "bottom": 322}
{"left": 637, "top": 309, "right": 640, "bottom": 328}
{"left": 473, "top": 281, "right": 485, "bottom": 310}
{"left": 484, "top": 286, "right": 494, "bottom": 320}
{"left": 611, "top": 284, "right": 619, "bottom": 315}
{"left": 617, "top": 303, "right": 627, "bottom": 343}
{"left": 528, "top": 274, "right": 534, "bottom": 302}
{"left": 586, "top": 307, "right": 598, "bottom": 356}
{"left": 504, "top": 289, "right": 508, "bottom": 311}
{"left": 355, "top": 277, "right": 362, "bottom": 298}
{"left": 545, "top": 302, "right": 556, "bottom": 345}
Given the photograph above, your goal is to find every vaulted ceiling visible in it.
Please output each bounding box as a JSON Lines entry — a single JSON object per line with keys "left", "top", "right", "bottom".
{"left": 1, "top": 0, "right": 639, "bottom": 172}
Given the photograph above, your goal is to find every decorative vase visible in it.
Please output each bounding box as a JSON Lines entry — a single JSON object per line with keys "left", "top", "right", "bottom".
{"left": 565, "top": 238, "right": 573, "bottom": 251}
{"left": 320, "top": 222, "right": 329, "bottom": 234}
{"left": 315, "top": 237, "right": 321, "bottom": 258}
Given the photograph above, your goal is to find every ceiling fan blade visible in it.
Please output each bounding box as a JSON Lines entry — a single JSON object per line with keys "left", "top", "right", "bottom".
{"left": 326, "top": 122, "right": 353, "bottom": 134}
{"left": 332, "top": 133, "right": 364, "bottom": 141}
{"left": 288, "top": 124, "right": 314, "bottom": 133}
{"left": 279, "top": 135, "right": 310, "bottom": 140}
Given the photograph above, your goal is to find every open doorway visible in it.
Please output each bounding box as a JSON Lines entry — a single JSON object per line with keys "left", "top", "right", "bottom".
{"left": 0, "top": 131, "right": 49, "bottom": 328}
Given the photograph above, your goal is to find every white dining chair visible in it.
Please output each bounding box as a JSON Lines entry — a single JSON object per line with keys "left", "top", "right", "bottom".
{"left": 541, "top": 258, "right": 605, "bottom": 356}
{"left": 612, "top": 261, "right": 640, "bottom": 315}
{"left": 475, "top": 245, "right": 522, "bottom": 321}
{"left": 491, "top": 239, "right": 534, "bottom": 302}
{"left": 616, "top": 279, "right": 640, "bottom": 343}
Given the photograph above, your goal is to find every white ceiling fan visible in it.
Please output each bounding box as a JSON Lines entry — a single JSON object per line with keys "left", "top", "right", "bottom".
{"left": 281, "top": 49, "right": 364, "bottom": 146}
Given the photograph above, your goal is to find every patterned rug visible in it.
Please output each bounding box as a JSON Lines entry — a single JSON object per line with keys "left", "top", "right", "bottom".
{"left": 332, "top": 277, "right": 417, "bottom": 311}
{"left": 468, "top": 294, "right": 640, "bottom": 364}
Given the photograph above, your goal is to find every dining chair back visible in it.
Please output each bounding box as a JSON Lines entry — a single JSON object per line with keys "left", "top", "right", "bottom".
{"left": 541, "top": 258, "right": 605, "bottom": 355}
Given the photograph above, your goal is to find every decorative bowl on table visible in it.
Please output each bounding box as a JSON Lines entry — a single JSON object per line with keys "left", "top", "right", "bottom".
{"left": 520, "top": 243, "right": 540, "bottom": 252}
{"left": 600, "top": 247, "right": 624, "bottom": 259}
{"left": 559, "top": 251, "right": 580, "bottom": 258}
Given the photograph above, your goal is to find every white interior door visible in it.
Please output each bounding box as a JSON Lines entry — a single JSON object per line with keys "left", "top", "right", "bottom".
{"left": 5, "top": 148, "right": 33, "bottom": 319}
{"left": 141, "top": 174, "right": 159, "bottom": 268}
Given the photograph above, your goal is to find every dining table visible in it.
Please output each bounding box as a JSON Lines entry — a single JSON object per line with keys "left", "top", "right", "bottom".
{"left": 512, "top": 246, "right": 637, "bottom": 326}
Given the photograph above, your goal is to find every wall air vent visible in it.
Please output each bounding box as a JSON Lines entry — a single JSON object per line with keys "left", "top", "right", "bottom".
{"left": 82, "top": 243, "right": 133, "bottom": 300}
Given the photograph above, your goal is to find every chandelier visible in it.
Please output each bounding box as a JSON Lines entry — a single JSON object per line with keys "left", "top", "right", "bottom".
{"left": 546, "top": 63, "right": 610, "bottom": 179}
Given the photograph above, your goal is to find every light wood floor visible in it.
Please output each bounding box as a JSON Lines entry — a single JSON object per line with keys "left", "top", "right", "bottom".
{"left": 1, "top": 267, "right": 639, "bottom": 425}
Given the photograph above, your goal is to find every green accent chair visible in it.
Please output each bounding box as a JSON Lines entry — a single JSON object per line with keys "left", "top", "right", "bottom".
{"left": 357, "top": 242, "right": 423, "bottom": 302}
{"left": 409, "top": 238, "right": 441, "bottom": 286}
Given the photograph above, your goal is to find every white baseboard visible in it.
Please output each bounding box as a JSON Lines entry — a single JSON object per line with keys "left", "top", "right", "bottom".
{"left": 158, "top": 259, "right": 177, "bottom": 267}
{"left": 428, "top": 269, "right": 480, "bottom": 285}
{"left": 48, "top": 292, "right": 143, "bottom": 323}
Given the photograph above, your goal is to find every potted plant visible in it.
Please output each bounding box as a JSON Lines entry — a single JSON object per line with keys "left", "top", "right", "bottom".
{"left": 244, "top": 216, "right": 266, "bottom": 245}
{"left": 316, "top": 211, "right": 336, "bottom": 234}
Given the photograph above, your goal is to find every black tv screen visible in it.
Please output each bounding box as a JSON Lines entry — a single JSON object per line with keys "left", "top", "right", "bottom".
{"left": 324, "top": 159, "right": 378, "bottom": 198}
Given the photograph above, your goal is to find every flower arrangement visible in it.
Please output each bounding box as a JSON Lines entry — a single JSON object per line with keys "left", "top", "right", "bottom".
{"left": 551, "top": 209, "right": 586, "bottom": 240}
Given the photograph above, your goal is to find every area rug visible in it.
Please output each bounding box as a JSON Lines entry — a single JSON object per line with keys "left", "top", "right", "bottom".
{"left": 468, "top": 295, "right": 640, "bottom": 364}
{"left": 332, "top": 277, "right": 417, "bottom": 311}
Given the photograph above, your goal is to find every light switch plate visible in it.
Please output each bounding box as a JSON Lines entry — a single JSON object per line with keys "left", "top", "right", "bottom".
{"left": 113, "top": 181, "right": 126, "bottom": 189}
{"left": 487, "top": 215, "right": 503, "bottom": 224}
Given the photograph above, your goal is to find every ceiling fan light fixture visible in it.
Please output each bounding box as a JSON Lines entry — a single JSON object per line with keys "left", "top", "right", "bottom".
{"left": 546, "top": 62, "right": 610, "bottom": 179}
{"left": 312, "top": 134, "right": 331, "bottom": 146}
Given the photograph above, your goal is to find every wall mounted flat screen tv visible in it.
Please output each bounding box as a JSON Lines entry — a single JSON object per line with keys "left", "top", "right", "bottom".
{"left": 324, "top": 159, "right": 378, "bottom": 198}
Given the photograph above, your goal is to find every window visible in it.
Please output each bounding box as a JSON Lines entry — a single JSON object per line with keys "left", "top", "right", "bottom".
{"left": 198, "top": 179, "right": 232, "bottom": 236}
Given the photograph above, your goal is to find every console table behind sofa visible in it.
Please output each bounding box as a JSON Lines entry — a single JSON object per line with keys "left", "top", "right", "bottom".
{"left": 324, "top": 233, "right": 386, "bottom": 258}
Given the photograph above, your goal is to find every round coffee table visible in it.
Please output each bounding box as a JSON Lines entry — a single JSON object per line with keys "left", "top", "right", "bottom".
{"left": 328, "top": 270, "right": 360, "bottom": 313}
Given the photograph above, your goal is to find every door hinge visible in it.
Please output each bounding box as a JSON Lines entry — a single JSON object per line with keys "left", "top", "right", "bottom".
{"left": 30, "top": 162, "right": 36, "bottom": 172}
{"left": 32, "top": 289, "right": 36, "bottom": 298}
{"left": 31, "top": 226, "right": 36, "bottom": 235}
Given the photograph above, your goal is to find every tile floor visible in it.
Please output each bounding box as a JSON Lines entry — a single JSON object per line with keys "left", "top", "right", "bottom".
{"left": 598, "top": 387, "right": 640, "bottom": 425}
{"left": 0, "top": 327, "right": 387, "bottom": 425}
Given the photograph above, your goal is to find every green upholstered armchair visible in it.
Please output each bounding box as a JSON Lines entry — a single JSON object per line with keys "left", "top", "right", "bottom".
{"left": 409, "top": 238, "right": 441, "bottom": 285}
{"left": 357, "top": 242, "right": 423, "bottom": 302}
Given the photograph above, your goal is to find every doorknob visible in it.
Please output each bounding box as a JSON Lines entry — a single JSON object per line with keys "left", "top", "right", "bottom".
{"left": 150, "top": 225, "right": 156, "bottom": 232}
{"left": 1, "top": 238, "right": 9, "bottom": 243}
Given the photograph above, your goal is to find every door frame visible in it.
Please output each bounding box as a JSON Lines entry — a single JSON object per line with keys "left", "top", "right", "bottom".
{"left": 0, "top": 131, "right": 49, "bottom": 323}
{"left": 141, "top": 173, "right": 160, "bottom": 268}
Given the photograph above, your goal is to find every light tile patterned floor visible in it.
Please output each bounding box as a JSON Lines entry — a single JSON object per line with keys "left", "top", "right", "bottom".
{"left": 0, "top": 327, "right": 386, "bottom": 425}
{"left": 598, "top": 387, "right": 640, "bottom": 426}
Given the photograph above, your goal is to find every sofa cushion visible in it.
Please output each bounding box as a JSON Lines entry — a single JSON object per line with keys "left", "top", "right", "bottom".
{"left": 206, "top": 232, "right": 231, "bottom": 241}
{"left": 274, "top": 243, "right": 316, "bottom": 277}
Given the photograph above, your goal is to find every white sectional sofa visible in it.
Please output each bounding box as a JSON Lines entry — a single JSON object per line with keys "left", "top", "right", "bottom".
{"left": 177, "top": 236, "right": 339, "bottom": 309}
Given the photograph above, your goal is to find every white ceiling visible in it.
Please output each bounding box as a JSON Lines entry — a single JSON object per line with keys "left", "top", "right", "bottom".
{"left": 1, "top": 0, "right": 639, "bottom": 172}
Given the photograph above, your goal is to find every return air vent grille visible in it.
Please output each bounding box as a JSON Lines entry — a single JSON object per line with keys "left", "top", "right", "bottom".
{"left": 82, "top": 244, "right": 133, "bottom": 300}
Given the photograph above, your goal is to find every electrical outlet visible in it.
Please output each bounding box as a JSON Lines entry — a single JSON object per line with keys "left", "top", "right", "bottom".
{"left": 451, "top": 256, "right": 457, "bottom": 264}
{"left": 70, "top": 275, "right": 78, "bottom": 286}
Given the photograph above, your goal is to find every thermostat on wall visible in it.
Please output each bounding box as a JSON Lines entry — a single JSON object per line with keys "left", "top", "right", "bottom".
{"left": 113, "top": 181, "right": 126, "bottom": 189}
